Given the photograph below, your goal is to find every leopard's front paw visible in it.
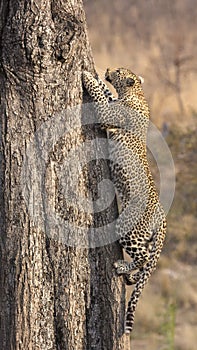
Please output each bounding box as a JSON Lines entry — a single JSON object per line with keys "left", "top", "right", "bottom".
{"left": 114, "top": 260, "right": 130, "bottom": 275}
{"left": 82, "top": 71, "right": 93, "bottom": 85}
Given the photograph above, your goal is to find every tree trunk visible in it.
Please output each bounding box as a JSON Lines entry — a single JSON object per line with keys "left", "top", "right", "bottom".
{"left": 0, "top": 1, "right": 130, "bottom": 349}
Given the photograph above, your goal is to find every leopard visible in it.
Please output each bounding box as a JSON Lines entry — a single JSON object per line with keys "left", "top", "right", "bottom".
{"left": 82, "top": 68, "right": 166, "bottom": 334}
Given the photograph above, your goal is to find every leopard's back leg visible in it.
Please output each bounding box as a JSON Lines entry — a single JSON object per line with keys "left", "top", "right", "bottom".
{"left": 125, "top": 215, "right": 166, "bottom": 333}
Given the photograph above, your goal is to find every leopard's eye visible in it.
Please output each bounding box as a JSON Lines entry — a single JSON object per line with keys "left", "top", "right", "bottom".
{"left": 126, "top": 77, "right": 135, "bottom": 87}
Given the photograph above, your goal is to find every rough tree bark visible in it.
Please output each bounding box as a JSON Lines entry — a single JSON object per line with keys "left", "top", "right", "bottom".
{"left": 0, "top": 1, "right": 130, "bottom": 349}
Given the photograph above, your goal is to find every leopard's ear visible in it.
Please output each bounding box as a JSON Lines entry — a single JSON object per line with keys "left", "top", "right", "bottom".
{"left": 139, "top": 76, "right": 144, "bottom": 84}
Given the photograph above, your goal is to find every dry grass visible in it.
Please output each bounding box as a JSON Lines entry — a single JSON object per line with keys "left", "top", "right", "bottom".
{"left": 84, "top": 2, "right": 197, "bottom": 348}
{"left": 130, "top": 264, "right": 197, "bottom": 350}
{"left": 175, "top": 324, "right": 197, "bottom": 350}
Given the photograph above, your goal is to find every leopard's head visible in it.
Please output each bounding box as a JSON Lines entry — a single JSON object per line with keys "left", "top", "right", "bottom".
{"left": 105, "top": 68, "right": 144, "bottom": 98}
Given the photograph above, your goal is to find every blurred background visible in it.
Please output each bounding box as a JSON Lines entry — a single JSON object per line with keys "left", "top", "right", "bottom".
{"left": 84, "top": 1, "right": 197, "bottom": 349}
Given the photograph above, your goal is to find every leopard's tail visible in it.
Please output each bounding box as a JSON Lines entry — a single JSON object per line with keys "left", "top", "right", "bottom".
{"left": 125, "top": 216, "right": 166, "bottom": 334}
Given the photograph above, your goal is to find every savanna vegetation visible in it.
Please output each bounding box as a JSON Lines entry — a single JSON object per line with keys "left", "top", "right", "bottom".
{"left": 84, "top": 1, "right": 197, "bottom": 349}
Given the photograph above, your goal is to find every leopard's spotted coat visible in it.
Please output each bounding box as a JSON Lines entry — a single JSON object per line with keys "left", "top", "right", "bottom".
{"left": 82, "top": 68, "right": 166, "bottom": 333}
